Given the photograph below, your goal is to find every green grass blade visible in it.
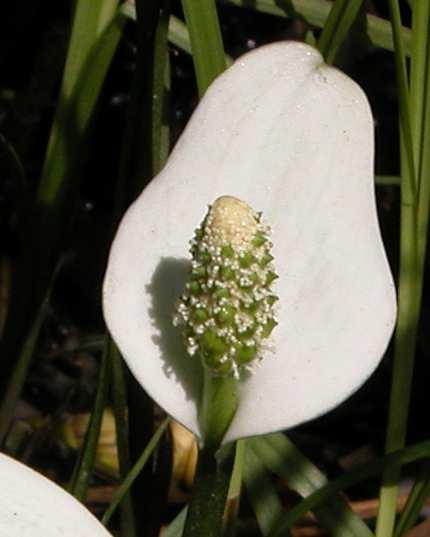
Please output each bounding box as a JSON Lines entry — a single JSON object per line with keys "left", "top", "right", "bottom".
{"left": 415, "top": 8, "right": 430, "bottom": 262}
{"left": 376, "top": 199, "right": 421, "bottom": 537}
{"left": 376, "top": 4, "right": 430, "bottom": 536}
{"left": 41, "top": 0, "right": 120, "bottom": 194}
{"left": 366, "top": 9, "right": 411, "bottom": 54}
{"left": 410, "top": 2, "right": 430, "bottom": 178}
{"left": 167, "top": 14, "right": 232, "bottom": 65}
{"left": 152, "top": 2, "right": 171, "bottom": 174}
{"left": 228, "top": 439, "right": 245, "bottom": 500}
{"left": 226, "top": 0, "right": 330, "bottom": 26}
{"left": 270, "top": 439, "right": 430, "bottom": 537}
{"left": 121, "top": 4, "right": 193, "bottom": 55}
{"left": 121, "top": 7, "right": 235, "bottom": 66}
{"left": 119, "top": 0, "right": 171, "bottom": 198}
{"left": 317, "top": 0, "right": 364, "bottom": 64}
{"left": 39, "top": 12, "right": 124, "bottom": 206}
{"left": 223, "top": 0, "right": 411, "bottom": 55}
{"left": 244, "top": 444, "right": 284, "bottom": 536}
{"left": 395, "top": 464, "right": 430, "bottom": 537}
{"left": 181, "top": 0, "right": 226, "bottom": 96}
{"left": 109, "top": 341, "right": 137, "bottom": 537}
{"left": 58, "top": 0, "right": 114, "bottom": 102}
{"left": 250, "top": 434, "right": 374, "bottom": 537}
{"left": 102, "top": 417, "right": 170, "bottom": 526}
{"left": 0, "top": 260, "right": 61, "bottom": 445}
{"left": 97, "top": 0, "right": 121, "bottom": 35}
{"left": 69, "top": 341, "right": 111, "bottom": 501}
{"left": 387, "top": 0, "right": 416, "bottom": 198}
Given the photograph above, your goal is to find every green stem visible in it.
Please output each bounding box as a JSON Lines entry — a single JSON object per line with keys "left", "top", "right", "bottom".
{"left": 182, "top": 446, "right": 233, "bottom": 537}
{"left": 199, "top": 369, "right": 238, "bottom": 451}
{"left": 183, "top": 366, "right": 238, "bottom": 537}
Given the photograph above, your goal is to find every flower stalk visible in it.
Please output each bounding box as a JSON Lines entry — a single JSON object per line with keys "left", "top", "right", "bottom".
{"left": 182, "top": 447, "right": 233, "bottom": 537}
{"left": 199, "top": 369, "right": 238, "bottom": 451}
{"left": 177, "top": 196, "right": 278, "bottom": 535}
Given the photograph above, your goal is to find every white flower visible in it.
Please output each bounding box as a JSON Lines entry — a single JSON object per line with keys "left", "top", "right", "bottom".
{"left": 103, "top": 42, "right": 397, "bottom": 444}
{"left": 0, "top": 453, "right": 110, "bottom": 536}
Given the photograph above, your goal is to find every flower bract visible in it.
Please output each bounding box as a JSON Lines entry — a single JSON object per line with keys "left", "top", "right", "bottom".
{"left": 103, "top": 41, "right": 397, "bottom": 444}
{"left": 0, "top": 453, "right": 111, "bottom": 537}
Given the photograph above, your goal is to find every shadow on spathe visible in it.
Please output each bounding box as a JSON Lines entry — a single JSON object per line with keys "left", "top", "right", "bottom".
{"left": 146, "top": 256, "right": 203, "bottom": 408}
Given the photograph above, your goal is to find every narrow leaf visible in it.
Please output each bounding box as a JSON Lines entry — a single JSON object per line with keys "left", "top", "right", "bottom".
{"left": 250, "top": 434, "right": 374, "bottom": 537}
{"left": 317, "top": 0, "right": 364, "bottom": 64}
{"left": 387, "top": 0, "right": 416, "bottom": 198}
{"left": 109, "top": 341, "right": 137, "bottom": 537}
{"left": 120, "top": 8, "right": 235, "bottom": 65}
{"left": 102, "top": 417, "right": 170, "bottom": 526}
{"left": 69, "top": 342, "right": 110, "bottom": 501}
{"left": 377, "top": 3, "right": 430, "bottom": 535}
{"left": 395, "top": 464, "right": 430, "bottom": 537}
{"left": 181, "top": 0, "right": 226, "bottom": 96}
{"left": 270, "top": 439, "right": 430, "bottom": 537}
{"left": 244, "top": 445, "right": 283, "bottom": 536}
{"left": 223, "top": 0, "right": 411, "bottom": 55}
{"left": 225, "top": 440, "right": 246, "bottom": 537}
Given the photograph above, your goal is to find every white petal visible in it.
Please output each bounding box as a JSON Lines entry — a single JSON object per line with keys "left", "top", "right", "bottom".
{"left": 0, "top": 454, "right": 111, "bottom": 537}
{"left": 103, "top": 42, "right": 396, "bottom": 442}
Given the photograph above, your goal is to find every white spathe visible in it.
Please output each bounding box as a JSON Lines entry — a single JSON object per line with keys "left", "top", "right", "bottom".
{"left": 0, "top": 453, "right": 111, "bottom": 537}
{"left": 103, "top": 41, "right": 397, "bottom": 443}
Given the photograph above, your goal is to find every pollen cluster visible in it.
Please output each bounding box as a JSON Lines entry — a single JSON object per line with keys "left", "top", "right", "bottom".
{"left": 173, "top": 196, "right": 278, "bottom": 377}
